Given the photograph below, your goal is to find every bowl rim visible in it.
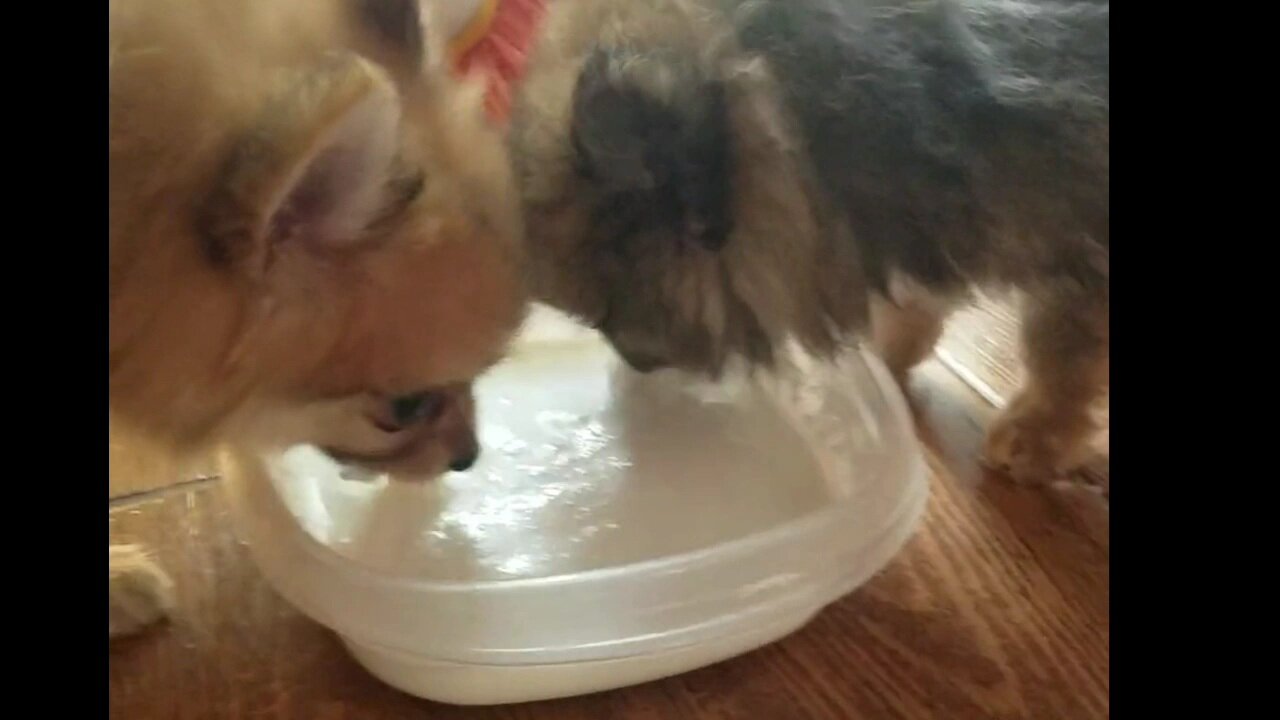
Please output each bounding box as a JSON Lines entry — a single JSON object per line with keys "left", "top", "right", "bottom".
{"left": 221, "top": 340, "right": 928, "bottom": 664}
{"left": 228, "top": 345, "right": 921, "bottom": 595}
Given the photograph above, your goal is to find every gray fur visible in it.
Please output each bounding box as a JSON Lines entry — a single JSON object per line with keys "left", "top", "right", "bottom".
{"left": 509, "top": 0, "right": 1109, "bottom": 376}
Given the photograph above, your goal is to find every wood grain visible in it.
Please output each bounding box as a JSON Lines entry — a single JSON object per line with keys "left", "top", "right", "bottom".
{"left": 109, "top": 360, "right": 1108, "bottom": 720}
{"left": 110, "top": 415, "right": 217, "bottom": 499}
{"left": 935, "top": 293, "right": 1025, "bottom": 408}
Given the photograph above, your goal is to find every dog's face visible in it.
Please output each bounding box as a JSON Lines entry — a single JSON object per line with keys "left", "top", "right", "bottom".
{"left": 509, "top": 1, "right": 867, "bottom": 376}
{"left": 109, "top": 0, "right": 525, "bottom": 474}
{"left": 239, "top": 383, "right": 484, "bottom": 476}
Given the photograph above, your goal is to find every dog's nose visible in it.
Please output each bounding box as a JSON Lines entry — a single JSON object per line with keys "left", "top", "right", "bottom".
{"left": 449, "top": 448, "right": 480, "bottom": 472}
{"left": 617, "top": 348, "right": 667, "bottom": 374}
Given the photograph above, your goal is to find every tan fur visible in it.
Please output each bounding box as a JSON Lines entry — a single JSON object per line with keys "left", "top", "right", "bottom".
{"left": 980, "top": 288, "right": 1109, "bottom": 482}
{"left": 109, "top": 545, "right": 175, "bottom": 638}
{"left": 870, "top": 296, "right": 948, "bottom": 383}
{"left": 109, "top": 0, "right": 526, "bottom": 637}
{"left": 869, "top": 285, "right": 1108, "bottom": 481}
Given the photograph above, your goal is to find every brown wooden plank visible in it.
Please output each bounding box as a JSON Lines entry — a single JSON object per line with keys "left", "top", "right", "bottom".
{"left": 935, "top": 293, "right": 1026, "bottom": 408}
{"left": 110, "top": 415, "right": 217, "bottom": 499}
{"left": 109, "top": 361, "right": 1108, "bottom": 720}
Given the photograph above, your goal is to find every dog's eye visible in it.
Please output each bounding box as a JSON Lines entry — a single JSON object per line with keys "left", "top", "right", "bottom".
{"left": 367, "top": 390, "right": 448, "bottom": 433}
{"left": 390, "top": 391, "right": 446, "bottom": 426}
{"left": 366, "top": 166, "right": 425, "bottom": 231}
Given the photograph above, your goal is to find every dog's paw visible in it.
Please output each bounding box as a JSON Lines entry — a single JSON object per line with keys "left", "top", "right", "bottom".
{"left": 981, "top": 397, "right": 1094, "bottom": 485}
{"left": 109, "top": 544, "right": 175, "bottom": 639}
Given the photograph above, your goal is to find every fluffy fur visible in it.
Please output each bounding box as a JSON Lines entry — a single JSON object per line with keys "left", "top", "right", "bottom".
{"left": 109, "top": 0, "right": 526, "bottom": 636}
{"left": 509, "top": 0, "right": 1108, "bottom": 481}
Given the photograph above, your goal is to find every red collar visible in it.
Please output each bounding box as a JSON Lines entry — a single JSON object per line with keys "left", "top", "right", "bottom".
{"left": 451, "top": 0, "right": 548, "bottom": 125}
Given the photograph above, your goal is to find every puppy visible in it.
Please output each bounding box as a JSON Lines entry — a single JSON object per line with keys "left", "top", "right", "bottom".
{"left": 109, "top": 0, "right": 525, "bottom": 637}
{"left": 509, "top": 0, "right": 1108, "bottom": 484}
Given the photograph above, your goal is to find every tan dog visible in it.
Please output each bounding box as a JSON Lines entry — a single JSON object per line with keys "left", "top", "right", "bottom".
{"left": 110, "top": 0, "right": 526, "bottom": 637}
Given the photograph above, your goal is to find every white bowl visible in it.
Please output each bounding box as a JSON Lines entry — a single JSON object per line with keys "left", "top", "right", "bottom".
{"left": 219, "top": 307, "right": 928, "bottom": 705}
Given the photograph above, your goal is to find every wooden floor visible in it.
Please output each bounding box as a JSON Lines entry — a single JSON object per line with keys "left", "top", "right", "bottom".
{"left": 109, "top": 309, "right": 1110, "bottom": 720}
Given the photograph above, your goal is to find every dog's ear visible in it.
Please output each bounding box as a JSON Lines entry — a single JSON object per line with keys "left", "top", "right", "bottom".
{"left": 350, "top": 0, "right": 453, "bottom": 80}
{"left": 352, "top": 0, "right": 425, "bottom": 76}
{"left": 200, "top": 54, "right": 409, "bottom": 276}
{"left": 570, "top": 46, "right": 733, "bottom": 252}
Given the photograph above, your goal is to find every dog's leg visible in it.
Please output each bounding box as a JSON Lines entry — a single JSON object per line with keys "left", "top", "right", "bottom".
{"left": 869, "top": 289, "right": 953, "bottom": 382}
{"left": 983, "top": 286, "right": 1108, "bottom": 483}
{"left": 109, "top": 543, "right": 174, "bottom": 638}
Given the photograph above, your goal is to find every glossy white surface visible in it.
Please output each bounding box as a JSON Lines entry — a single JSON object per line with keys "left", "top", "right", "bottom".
{"left": 222, "top": 306, "right": 927, "bottom": 705}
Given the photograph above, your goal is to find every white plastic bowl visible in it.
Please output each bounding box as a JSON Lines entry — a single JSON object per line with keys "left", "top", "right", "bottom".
{"left": 220, "top": 307, "right": 928, "bottom": 705}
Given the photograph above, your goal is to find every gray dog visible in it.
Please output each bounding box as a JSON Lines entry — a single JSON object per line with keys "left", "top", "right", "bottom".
{"left": 508, "top": 0, "right": 1108, "bottom": 483}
